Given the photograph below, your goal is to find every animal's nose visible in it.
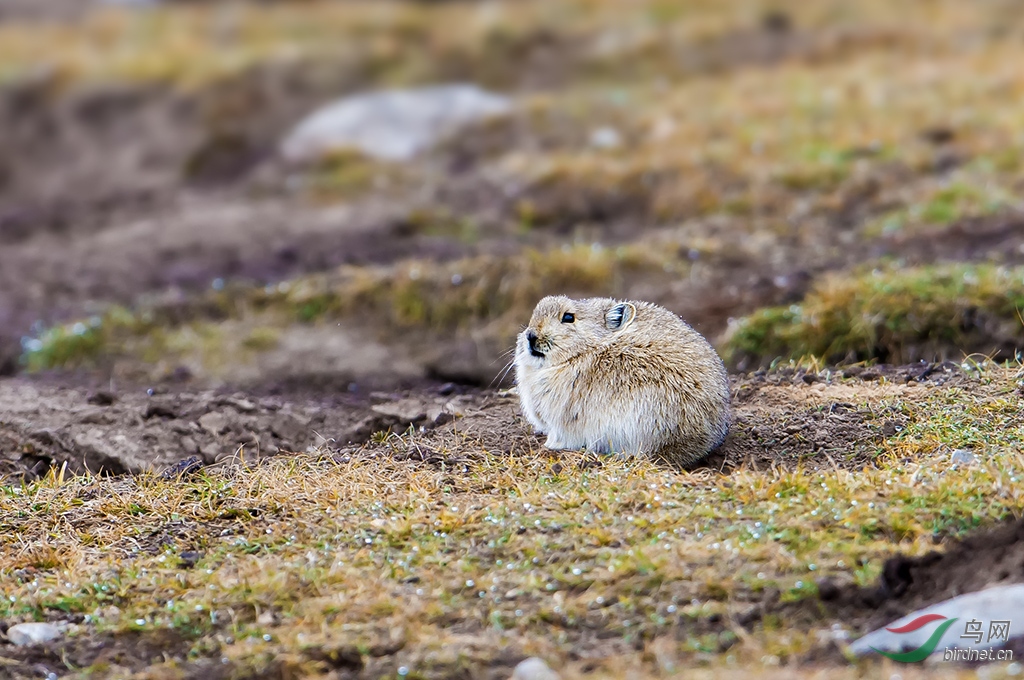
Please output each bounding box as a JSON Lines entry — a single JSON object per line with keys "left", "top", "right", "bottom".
{"left": 526, "top": 330, "right": 539, "bottom": 352}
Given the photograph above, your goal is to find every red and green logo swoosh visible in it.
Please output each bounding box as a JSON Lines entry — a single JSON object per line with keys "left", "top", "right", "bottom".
{"left": 871, "top": 614, "right": 959, "bottom": 663}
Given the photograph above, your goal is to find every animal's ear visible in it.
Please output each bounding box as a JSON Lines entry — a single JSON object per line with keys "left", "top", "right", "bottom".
{"left": 605, "top": 302, "right": 636, "bottom": 331}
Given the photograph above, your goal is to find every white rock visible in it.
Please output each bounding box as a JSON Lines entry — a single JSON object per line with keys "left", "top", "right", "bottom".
{"left": 511, "top": 657, "right": 562, "bottom": 680}
{"left": 589, "top": 126, "right": 622, "bottom": 149}
{"left": 848, "top": 584, "right": 1024, "bottom": 658}
{"left": 280, "top": 84, "right": 513, "bottom": 163}
{"left": 950, "top": 449, "right": 976, "bottom": 467}
{"left": 7, "top": 622, "right": 62, "bottom": 646}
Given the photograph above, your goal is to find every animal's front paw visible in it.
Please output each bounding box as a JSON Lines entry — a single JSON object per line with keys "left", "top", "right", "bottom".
{"left": 543, "top": 436, "right": 568, "bottom": 450}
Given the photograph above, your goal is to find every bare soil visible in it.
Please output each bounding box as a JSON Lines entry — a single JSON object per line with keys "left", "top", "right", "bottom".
{"left": 0, "top": 376, "right": 480, "bottom": 478}
{"left": 0, "top": 629, "right": 211, "bottom": 680}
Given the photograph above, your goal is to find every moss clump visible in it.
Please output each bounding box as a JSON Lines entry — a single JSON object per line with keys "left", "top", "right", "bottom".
{"left": 241, "top": 327, "right": 281, "bottom": 352}
{"left": 21, "top": 322, "right": 105, "bottom": 372}
{"left": 725, "top": 264, "right": 1024, "bottom": 366}
{"left": 303, "top": 150, "right": 389, "bottom": 201}
{"left": 21, "top": 308, "right": 149, "bottom": 372}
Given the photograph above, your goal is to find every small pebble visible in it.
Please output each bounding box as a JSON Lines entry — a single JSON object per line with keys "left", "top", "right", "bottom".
{"left": 949, "top": 449, "right": 976, "bottom": 466}
{"left": 7, "top": 622, "right": 62, "bottom": 646}
{"left": 511, "top": 657, "right": 562, "bottom": 680}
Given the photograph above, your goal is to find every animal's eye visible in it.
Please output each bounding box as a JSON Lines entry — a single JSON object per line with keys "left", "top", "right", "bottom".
{"left": 561, "top": 312, "right": 575, "bottom": 323}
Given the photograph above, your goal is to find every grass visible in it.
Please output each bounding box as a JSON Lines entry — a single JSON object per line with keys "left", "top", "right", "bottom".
{"left": 725, "top": 263, "right": 1024, "bottom": 366}
{"left": 5, "top": 1, "right": 1024, "bottom": 677}
{"left": 270, "top": 0, "right": 1024, "bottom": 340}
{"left": 2, "top": 363, "right": 1023, "bottom": 677}
{"left": 272, "top": 243, "right": 676, "bottom": 330}
{"left": 0, "top": 0, "right": 994, "bottom": 89}
{"left": 19, "top": 244, "right": 686, "bottom": 377}
{"left": 419, "top": 15, "right": 1024, "bottom": 237}
{"left": 7, "top": 0, "right": 1024, "bottom": 240}
{"left": 24, "top": 257, "right": 1024, "bottom": 381}
{"left": 11, "top": 0, "right": 1024, "bottom": 385}
{"left": 865, "top": 164, "right": 1022, "bottom": 237}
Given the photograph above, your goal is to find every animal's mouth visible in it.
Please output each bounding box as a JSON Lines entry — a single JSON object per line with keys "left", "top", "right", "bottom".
{"left": 526, "top": 330, "right": 545, "bottom": 358}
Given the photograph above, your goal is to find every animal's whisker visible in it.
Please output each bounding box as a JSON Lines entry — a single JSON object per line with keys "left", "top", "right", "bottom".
{"left": 493, "top": 345, "right": 517, "bottom": 362}
{"left": 490, "top": 358, "right": 516, "bottom": 388}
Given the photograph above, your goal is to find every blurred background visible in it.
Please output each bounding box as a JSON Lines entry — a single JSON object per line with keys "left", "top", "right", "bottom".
{"left": 2, "top": 0, "right": 1024, "bottom": 396}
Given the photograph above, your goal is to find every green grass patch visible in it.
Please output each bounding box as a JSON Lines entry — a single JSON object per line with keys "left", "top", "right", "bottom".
{"left": 867, "top": 175, "right": 1018, "bottom": 237}
{"left": 725, "top": 264, "right": 1024, "bottom": 366}
{"left": 20, "top": 308, "right": 152, "bottom": 372}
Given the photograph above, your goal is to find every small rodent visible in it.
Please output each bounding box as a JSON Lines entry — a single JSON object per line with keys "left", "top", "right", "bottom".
{"left": 513, "top": 295, "right": 731, "bottom": 467}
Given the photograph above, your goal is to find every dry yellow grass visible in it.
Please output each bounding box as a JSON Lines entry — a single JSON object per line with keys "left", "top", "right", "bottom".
{"left": 22, "top": 243, "right": 685, "bottom": 379}
{"left": 0, "top": 0, "right": 1000, "bottom": 87}
{"left": 2, "top": 364, "right": 1024, "bottom": 677}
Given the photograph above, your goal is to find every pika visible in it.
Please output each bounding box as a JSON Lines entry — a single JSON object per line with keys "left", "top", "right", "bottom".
{"left": 513, "top": 295, "right": 730, "bottom": 467}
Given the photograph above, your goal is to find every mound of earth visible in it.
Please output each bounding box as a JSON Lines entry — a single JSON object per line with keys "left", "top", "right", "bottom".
{"left": 819, "top": 517, "right": 1024, "bottom": 633}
